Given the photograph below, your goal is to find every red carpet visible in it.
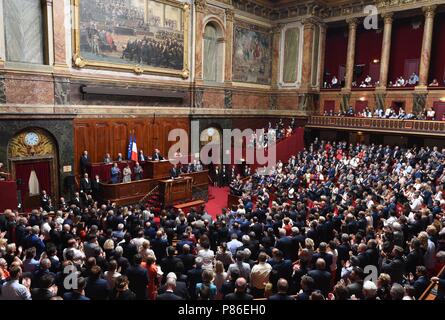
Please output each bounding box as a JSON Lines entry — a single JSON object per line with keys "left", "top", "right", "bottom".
{"left": 205, "top": 186, "right": 229, "bottom": 220}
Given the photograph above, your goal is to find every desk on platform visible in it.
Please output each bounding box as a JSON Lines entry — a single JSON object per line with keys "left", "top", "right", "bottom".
{"left": 97, "top": 170, "right": 209, "bottom": 206}
{"left": 159, "top": 177, "right": 193, "bottom": 207}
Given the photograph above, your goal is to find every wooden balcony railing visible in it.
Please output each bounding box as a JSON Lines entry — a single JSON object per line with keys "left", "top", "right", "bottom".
{"left": 307, "top": 116, "right": 445, "bottom": 136}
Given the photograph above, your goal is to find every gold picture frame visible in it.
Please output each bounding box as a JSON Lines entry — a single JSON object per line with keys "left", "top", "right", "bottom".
{"left": 72, "top": 0, "right": 190, "bottom": 79}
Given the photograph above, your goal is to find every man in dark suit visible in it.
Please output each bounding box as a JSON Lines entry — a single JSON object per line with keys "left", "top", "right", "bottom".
{"left": 307, "top": 258, "right": 331, "bottom": 296}
{"left": 138, "top": 150, "right": 148, "bottom": 162}
{"left": 311, "top": 242, "right": 333, "bottom": 272}
{"left": 85, "top": 265, "right": 110, "bottom": 300}
{"left": 91, "top": 174, "right": 100, "bottom": 200}
{"left": 156, "top": 278, "right": 183, "bottom": 300}
{"left": 80, "top": 150, "right": 90, "bottom": 175}
{"left": 40, "top": 190, "right": 50, "bottom": 209}
{"left": 103, "top": 153, "right": 112, "bottom": 164}
{"left": 178, "top": 244, "right": 196, "bottom": 273}
{"left": 126, "top": 254, "right": 149, "bottom": 300}
{"left": 71, "top": 192, "right": 82, "bottom": 208}
{"left": 152, "top": 148, "right": 164, "bottom": 161}
{"left": 268, "top": 278, "right": 294, "bottom": 300}
{"left": 116, "top": 153, "right": 124, "bottom": 161}
{"left": 271, "top": 250, "right": 293, "bottom": 283}
{"left": 187, "top": 257, "right": 203, "bottom": 299}
{"left": 412, "top": 266, "right": 429, "bottom": 299}
{"left": 224, "top": 278, "right": 253, "bottom": 300}
{"left": 275, "top": 229, "right": 295, "bottom": 261}
{"left": 80, "top": 173, "right": 92, "bottom": 198}
{"left": 151, "top": 231, "right": 169, "bottom": 261}
{"left": 31, "top": 273, "right": 55, "bottom": 300}
{"left": 160, "top": 247, "right": 182, "bottom": 280}
{"left": 170, "top": 164, "right": 181, "bottom": 179}
{"left": 158, "top": 272, "right": 189, "bottom": 299}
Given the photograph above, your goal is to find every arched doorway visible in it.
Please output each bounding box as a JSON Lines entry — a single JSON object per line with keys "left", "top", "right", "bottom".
{"left": 8, "top": 128, "right": 59, "bottom": 210}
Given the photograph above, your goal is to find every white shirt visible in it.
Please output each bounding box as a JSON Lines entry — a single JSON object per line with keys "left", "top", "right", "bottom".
{"left": 250, "top": 262, "right": 272, "bottom": 289}
{"left": 0, "top": 280, "right": 31, "bottom": 300}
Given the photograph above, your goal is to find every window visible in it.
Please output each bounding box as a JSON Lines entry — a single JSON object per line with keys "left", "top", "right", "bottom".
{"left": 3, "top": 0, "right": 45, "bottom": 64}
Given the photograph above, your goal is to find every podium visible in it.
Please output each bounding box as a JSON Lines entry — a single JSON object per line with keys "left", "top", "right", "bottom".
{"left": 145, "top": 160, "right": 172, "bottom": 179}
{"left": 159, "top": 177, "right": 193, "bottom": 207}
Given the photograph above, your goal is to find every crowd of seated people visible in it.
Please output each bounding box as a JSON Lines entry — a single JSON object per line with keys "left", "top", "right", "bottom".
{"left": 1, "top": 137, "right": 444, "bottom": 300}
{"left": 248, "top": 118, "right": 298, "bottom": 150}
{"left": 323, "top": 106, "right": 444, "bottom": 121}
{"left": 324, "top": 72, "right": 445, "bottom": 89}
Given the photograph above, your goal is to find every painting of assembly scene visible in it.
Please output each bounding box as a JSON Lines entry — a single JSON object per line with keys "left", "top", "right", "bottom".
{"left": 78, "top": 0, "right": 185, "bottom": 71}
{"left": 232, "top": 25, "right": 272, "bottom": 85}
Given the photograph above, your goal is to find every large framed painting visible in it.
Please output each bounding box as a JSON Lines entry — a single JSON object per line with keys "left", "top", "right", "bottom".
{"left": 72, "top": 0, "right": 189, "bottom": 78}
{"left": 232, "top": 22, "right": 272, "bottom": 85}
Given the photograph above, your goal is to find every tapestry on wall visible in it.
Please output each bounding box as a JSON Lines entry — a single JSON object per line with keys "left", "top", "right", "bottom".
{"left": 74, "top": 0, "right": 189, "bottom": 77}
{"left": 232, "top": 22, "right": 272, "bottom": 85}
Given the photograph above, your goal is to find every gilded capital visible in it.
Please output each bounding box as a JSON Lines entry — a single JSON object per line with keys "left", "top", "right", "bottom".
{"left": 302, "top": 16, "right": 319, "bottom": 28}
{"left": 225, "top": 8, "right": 234, "bottom": 22}
{"left": 271, "top": 23, "right": 284, "bottom": 34}
{"left": 423, "top": 5, "right": 437, "bottom": 19}
{"left": 346, "top": 17, "right": 359, "bottom": 28}
{"left": 194, "top": 0, "right": 206, "bottom": 13}
{"left": 382, "top": 12, "right": 394, "bottom": 24}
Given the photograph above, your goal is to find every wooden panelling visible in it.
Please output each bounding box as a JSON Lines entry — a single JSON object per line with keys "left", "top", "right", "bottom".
{"left": 74, "top": 117, "right": 190, "bottom": 175}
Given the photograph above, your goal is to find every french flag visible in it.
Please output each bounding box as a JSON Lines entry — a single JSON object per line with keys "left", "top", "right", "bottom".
{"left": 127, "top": 134, "right": 133, "bottom": 160}
{"left": 130, "top": 135, "right": 138, "bottom": 161}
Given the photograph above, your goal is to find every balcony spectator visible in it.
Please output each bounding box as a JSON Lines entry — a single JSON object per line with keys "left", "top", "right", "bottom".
{"left": 408, "top": 73, "right": 419, "bottom": 85}
{"left": 429, "top": 79, "right": 439, "bottom": 87}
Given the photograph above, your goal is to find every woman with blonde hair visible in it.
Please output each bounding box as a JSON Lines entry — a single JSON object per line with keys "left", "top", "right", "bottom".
{"left": 140, "top": 240, "right": 156, "bottom": 261}
{"left": 103, "top": 239, "right": 115, "bottom": 260}
{"left": 418, "top": 231, "right": 436, "bottom": 275}
{"left": 213, "top": 260, "right": 227, "bottom": 300}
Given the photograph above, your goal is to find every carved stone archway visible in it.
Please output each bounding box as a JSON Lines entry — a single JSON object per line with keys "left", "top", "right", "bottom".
{"left": 8, "top": 127, "right": 59, "bottom": 209}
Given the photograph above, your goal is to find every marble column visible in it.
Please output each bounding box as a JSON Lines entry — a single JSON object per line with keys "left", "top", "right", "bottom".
{"left": 418, "top": 5, "right": 436, "bottom": 87}
{"left": 224, "top": 8, "right": 234, "bottom": 83}
{"left": 317, "top": 23, "right": 327, "bottom": 88}
{"left": 301, "top": 18, "right": 316, "bottom": 90}
{"left": 270, "top": 23, "right": 283, "bottom": 89}
{"left": 344, "top": 18, "right": 358, "bottom": 90}
{"left": 378, "top": 12, "right": 393, "bottom": 89}
{"left": 194, "top": 0, "right": 206, "bottom": 82}
{"left": 52, "top": 0, "right": 68, "bottom": 71}
{"left": 44, "top": 0, "right": 55, "bottom": 66}
{"left": 0, "top": 0, "right": 4, "bottom": 68}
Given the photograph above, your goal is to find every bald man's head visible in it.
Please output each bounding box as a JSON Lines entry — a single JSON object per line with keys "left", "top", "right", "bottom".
{"left": 277, "top": 278, "right": 289, "bottom": 293}
{"left": 235, "top": 277, "right": 247, "bottom": 293}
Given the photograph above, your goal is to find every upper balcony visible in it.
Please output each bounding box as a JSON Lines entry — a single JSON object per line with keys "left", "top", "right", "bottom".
{"left": 306, "top": 115, "right": 445, "bottom": 136}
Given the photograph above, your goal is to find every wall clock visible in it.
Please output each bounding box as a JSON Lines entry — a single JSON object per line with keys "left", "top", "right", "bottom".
{"left": 24, "top": 132, "right": 40, "bottom": 146}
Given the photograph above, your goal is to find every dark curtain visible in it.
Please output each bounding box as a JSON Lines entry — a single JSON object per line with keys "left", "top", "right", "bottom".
{"left": 15, "top": 161, "right": 52, "bottom": 195}
{"left": 433, "top": 101, "right": 445, "bottom": 120}
{"left": 324, "top": 100, "right": 335, "bottom": 113}
{"left": 354, "top": 27, "right": 383, "bottom": 84}
{"left": 429, "top": 12, "right": 445, "bottom": 85}
{"left": 355, "top": 100, "right": 368, "bottom": 114}
{"left": 388, "top": 17, "right": 423, "bottom": 83}
{"left": 324, "top": 26, "right": 348, "bottom": 84}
